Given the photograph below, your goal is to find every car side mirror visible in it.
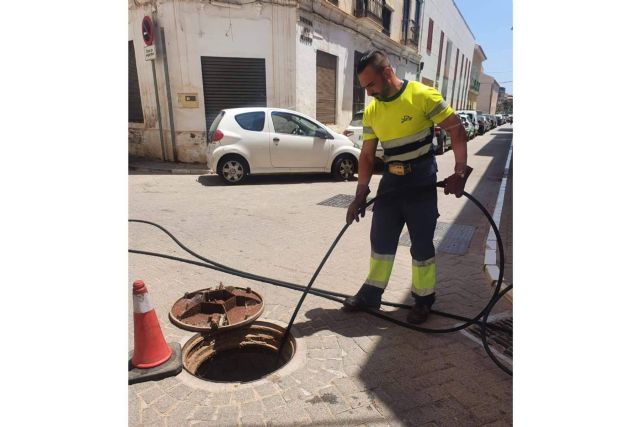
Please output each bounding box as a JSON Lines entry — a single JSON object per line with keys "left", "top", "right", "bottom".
{"left": 314, "top": 129, "right": 330, "bottom": 139}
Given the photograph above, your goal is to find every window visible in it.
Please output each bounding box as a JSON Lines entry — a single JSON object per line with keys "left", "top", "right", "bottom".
{"left": 353, "top": 51, "right": 366, "bottom": 114}
{"left": 271, "top": 112, "right": 322, "bottom": 137}
{"left": 426, "top": 18, "right": 434, "bottom": 54}
{"left": 382, "top": 4, "right": 392, "bottom": 35}
{"left": 435, "top": 31, "right": 444, "bottom": 87}
{"left": 128, "top": 41, "right": 144, "bottom": 124}
{"left": 234, "top": 111, "right": 265, "bottom": 131}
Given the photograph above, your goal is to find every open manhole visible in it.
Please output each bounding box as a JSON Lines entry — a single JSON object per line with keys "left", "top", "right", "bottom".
{"left": 169, "top": 284, "right": 264, "bottom": 332}
{"left": 182, "top": 320, "right": 296, "bottom": 383}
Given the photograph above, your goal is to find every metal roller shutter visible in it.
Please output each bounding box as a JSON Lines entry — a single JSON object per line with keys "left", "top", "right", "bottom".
{"left": 200, "top": 56, "right": 267, "bottom": 130}
{"left": 128, "top": 41, "right": 144, "bottom": 124}
{"left": 316, "top": 51, "right": 337, "bottom": 124}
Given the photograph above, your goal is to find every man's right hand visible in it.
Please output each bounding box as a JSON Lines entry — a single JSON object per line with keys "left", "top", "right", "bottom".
{"left": 346, "top": 184, "right": 370, "bottom": 225}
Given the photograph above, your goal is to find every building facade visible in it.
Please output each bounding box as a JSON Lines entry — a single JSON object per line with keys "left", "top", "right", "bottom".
{"left": 477, "top": 72, "right": 499, "bottom": 114}
{"left": 466, "top": 44, "right": 487, "bottom": 110}
{"left": 417, "top": 0, "right": 476, "bottom": 111}
{"left": 128, "top": 0, "right": 426, "bottom": 163}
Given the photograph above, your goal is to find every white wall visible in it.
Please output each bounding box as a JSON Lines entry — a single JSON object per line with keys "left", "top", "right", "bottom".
{"left": 419, "top": 0, "right": 475, "bottom": 110}
{"left": 128, "top": 0, "right": 294, "bottom": 163}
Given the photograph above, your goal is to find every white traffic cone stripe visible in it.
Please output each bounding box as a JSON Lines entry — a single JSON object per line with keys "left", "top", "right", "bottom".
{"left": 133, "top": 292, "right": 154, "bottom": 314}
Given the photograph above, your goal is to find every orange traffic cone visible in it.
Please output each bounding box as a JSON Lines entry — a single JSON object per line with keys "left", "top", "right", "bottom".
{"left": 131, "top": 280, "right": 172, "bottom": 368}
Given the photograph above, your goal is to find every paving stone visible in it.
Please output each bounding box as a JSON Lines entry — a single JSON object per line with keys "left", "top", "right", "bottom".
{"left": 233, "top": 388, "right": 257, "bottom": 404}
{"left": 323, "top": 358, "right": 343, "bottom": 372}
{"left": 253, "top": 382, "right": 279, "bottom": 398}
{"left": 128, "top": 394, "right": 142, "bottom": 425}
{"left": 335, "top": 405, "right": 385, "bottom": 425}
{"left": 139, "top": 386, "right": 165, "bottom": 405}
{"left": 282, "top": 386, "right": 313, "bottom": 402}
{"left": 156, "top": 376, "right": 181, "bottom": 390}
{"left": 317, "top": 385, "right": 351, "bottom": 415}
{"left": 140, "top": 407, "right": 162, "bottom": 424}
{"left": 322, "top": 335, "right": 340, "bottom": 349}
{"left": 187, "top": 389, "right": 209, "bottom": 405}
{"left": 166, "top": 384, "right": 193, "bottom": 401}
{"left": 206, "top": 391, "right": 232, "bottom": 406}
{"left": 166, "top": 401, "right": 195, "bottom": 419}
{"left": 190, "top": 405, "right": 216, "bottom": 421}
{"left": 262, "top": 394, "right": 287, "bottom": 410}
{"left": 240, "top": 400, "right": 264, "bottom": 416}
{"left": 307, "top": 348, "right": 325, "bottom": 359}
{"left": 153, "top": 394, "right": 180, "bottom": 414}
{"left": 216, "top": 405, "right": 240, "bottom": 422}
{"left": 305, "top": 336, "right": 323, "bottom": 349}
{"left": 164, "top": 415, "right": 190, "bottom": 427}
{"left": 240, "top": 414, "right": 266, "bottom": 426}
{"left": 190, "top": 422, "right": 217, "bottom": 427}
{"left": 304, "top": 399, "right": 335, "bottom": 424}
{"left": 324, "top": 348, "right": 344, "bottom": 359}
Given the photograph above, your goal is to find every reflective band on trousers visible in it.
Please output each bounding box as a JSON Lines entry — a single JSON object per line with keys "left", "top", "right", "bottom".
{"left": 411, "top": 257, "right": 436, "bottom": 296}
{"left": 364, "top": 251, "right": 395, "bottom": 289}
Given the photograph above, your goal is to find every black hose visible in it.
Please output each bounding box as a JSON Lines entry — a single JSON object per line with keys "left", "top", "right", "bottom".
{"left": 128, "top": 184, "right": 512, "bottom": 375}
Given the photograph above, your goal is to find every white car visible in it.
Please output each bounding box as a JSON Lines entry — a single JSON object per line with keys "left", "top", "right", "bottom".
{"left": 342, "top": 110, "right": 386, "bottom": 160}
{"left": 206, "top": 107, "right": 362, "bottom": 184}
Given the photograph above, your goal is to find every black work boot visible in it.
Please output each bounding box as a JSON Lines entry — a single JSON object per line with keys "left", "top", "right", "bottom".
{"left": 407, "top": 293, "right": 436, "bottom": 324}
{"left": 343, "top": 284, "right": 384, "bottom": 311}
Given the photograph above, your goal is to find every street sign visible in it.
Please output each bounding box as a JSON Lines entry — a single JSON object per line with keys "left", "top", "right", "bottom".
{"left": 144, "top": 45, "right": 156, "bottom": 61}
{"left": 142, "top": 16, "right": 154, "bottom": 46}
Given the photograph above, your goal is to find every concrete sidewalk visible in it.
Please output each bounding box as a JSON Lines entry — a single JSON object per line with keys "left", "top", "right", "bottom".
{"left": 128, "top": 125, "right": 514, "bottom": 426}
{"left": 129, "top": 156, "right": 209, "bottom": 175}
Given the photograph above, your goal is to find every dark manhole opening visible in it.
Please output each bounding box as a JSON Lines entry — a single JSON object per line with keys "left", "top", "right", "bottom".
{"left": 182, "top": 320, "right": 296, "bottom": 383}
{"left": 196, "top": 346, "right": 285, "bottom": 382}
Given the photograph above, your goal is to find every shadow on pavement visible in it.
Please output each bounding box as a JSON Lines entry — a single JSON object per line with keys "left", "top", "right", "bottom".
{"left": 196, "top": 174, "right": 355, "bottom": 187}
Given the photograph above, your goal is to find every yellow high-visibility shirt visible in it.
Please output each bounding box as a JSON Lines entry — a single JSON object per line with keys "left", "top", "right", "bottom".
{"left": 362, "top": 80, "right": 454, "bottom": 163}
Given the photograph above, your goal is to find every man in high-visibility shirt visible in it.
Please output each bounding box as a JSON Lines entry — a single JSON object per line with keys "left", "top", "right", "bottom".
{"left": 344, "top": 50, "right": 471, "bottom": 324}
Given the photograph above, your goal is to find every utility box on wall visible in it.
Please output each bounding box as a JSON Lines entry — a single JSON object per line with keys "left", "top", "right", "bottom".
{"left": 178, "top": 93, "right": 199, "bottom": 108}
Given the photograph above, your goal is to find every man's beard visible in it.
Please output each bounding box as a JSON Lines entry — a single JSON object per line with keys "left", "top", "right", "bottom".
{"left": 374, "top": 80, "right": 393, "bottom": 100}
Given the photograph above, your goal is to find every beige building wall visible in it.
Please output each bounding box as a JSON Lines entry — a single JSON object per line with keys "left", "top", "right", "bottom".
{"left": 478, "top": 73, "right": 499, "bottom": 114}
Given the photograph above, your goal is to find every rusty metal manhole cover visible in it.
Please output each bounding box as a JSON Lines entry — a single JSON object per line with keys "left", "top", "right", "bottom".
{"left": 169, "top": 284, "right": 264, "bottom": 332}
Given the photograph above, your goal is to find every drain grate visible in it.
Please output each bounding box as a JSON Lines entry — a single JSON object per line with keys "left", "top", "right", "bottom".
{"left": 399, "top": 222, "right": 475, "bottom": 255}
{"left": 317, "top": 194, "right": 373, "bottom": 211}
{"left": 466, "top": 317, "right": 512, "bottom": 358}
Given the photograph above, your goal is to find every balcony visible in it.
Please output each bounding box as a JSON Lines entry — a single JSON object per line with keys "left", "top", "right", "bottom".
{"left": 354, "top": 0, "right": 384, "bottom": 26}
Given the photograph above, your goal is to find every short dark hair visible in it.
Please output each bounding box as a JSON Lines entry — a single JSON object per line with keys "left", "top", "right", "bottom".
{"left": 356, "top": 50, "right": 391, "bottom": 74}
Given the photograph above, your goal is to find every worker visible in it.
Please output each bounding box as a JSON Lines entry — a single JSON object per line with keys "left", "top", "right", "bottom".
{"left": 344, "top": 50, "right": 471, "bottom": 324}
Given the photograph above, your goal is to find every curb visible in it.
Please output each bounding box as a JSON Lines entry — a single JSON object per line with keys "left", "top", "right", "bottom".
{"left": 483, "top": 140, "right": 513, "bottom": 301}
{"left": 129, "top": 165, "right": 210, "bottom": 175}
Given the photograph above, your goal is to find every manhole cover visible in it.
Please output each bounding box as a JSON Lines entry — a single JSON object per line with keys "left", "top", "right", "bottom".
{"left": 169, "top": 284, "right": 264, "bottom": 332}
{"left": 318, "top": 194, "right": 373, "bottom": 211}
{"left": 182, "top": 321, "right": 296, "bottom": 383}
{"left": 399, "top": 222, "right": 475, "bottom": 255}
{"left": 466, "top": 317, "right": 513, "bottom": 358}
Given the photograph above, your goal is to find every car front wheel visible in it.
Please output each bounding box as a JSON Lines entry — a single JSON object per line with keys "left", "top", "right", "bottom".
{"left": 218, "top": 155, "right": 249, "bottom": 185}
{"left": 332, "top": 155, "right": 357, "bottom": 181}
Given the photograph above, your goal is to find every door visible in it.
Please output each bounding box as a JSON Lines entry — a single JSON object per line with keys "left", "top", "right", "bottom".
{"left": 200, "top": 56, "right": 267, "bottom": 130}
{"left": 316, "top": 51, "right": 337, "bottom": 124}
{"left": 268, "top": 111, "right": 331, "bottom": 168}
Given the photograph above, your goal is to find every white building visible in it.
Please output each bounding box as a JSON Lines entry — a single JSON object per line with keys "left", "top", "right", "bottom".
{"left": 417, "top": 0, "right": 477, "bottom": 111}
{"left": 128, "top": 0, "right": 425, "bottom": 163}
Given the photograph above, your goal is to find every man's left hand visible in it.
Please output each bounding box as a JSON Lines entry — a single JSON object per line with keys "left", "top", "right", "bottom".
{"left": 444, "top": 165, "right": 473, "bottom": 198}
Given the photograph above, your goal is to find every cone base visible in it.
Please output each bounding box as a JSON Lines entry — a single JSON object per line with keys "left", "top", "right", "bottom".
{"left": 128, "top": 342, "right": 183, "bottom": 385}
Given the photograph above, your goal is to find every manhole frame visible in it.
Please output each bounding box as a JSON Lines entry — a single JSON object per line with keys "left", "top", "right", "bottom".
{"left": 175, "top": 319, "right": 308, "bottom": 391}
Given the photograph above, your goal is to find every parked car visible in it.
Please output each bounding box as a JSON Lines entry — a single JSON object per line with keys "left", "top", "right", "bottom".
{"left": 476, "top": 115, "right": 488, "bottom": 135}
{"left": 495, "top": 114, "right": 504, "bottom": 126}
{"left": 207, "top": 107, "right": 362, "bottom": 184}
{"left": 456, "top": 113, "right": 475, "bottom": 140}
{"left": 342, "top": 110, "right": 448, "bottom": 155}
{"left": 434, "top": 125, "right": 449, "bottom": 154}
{"left": 342, "top": 110, "right": 384, "bottom": 159}
{"left": 457, "top": 110, "right": 479, "bottom": 137}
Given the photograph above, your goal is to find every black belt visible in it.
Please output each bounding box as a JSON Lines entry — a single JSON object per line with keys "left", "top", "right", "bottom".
{"left": 385, "top": 152, "right": 434, "bottom": 176}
